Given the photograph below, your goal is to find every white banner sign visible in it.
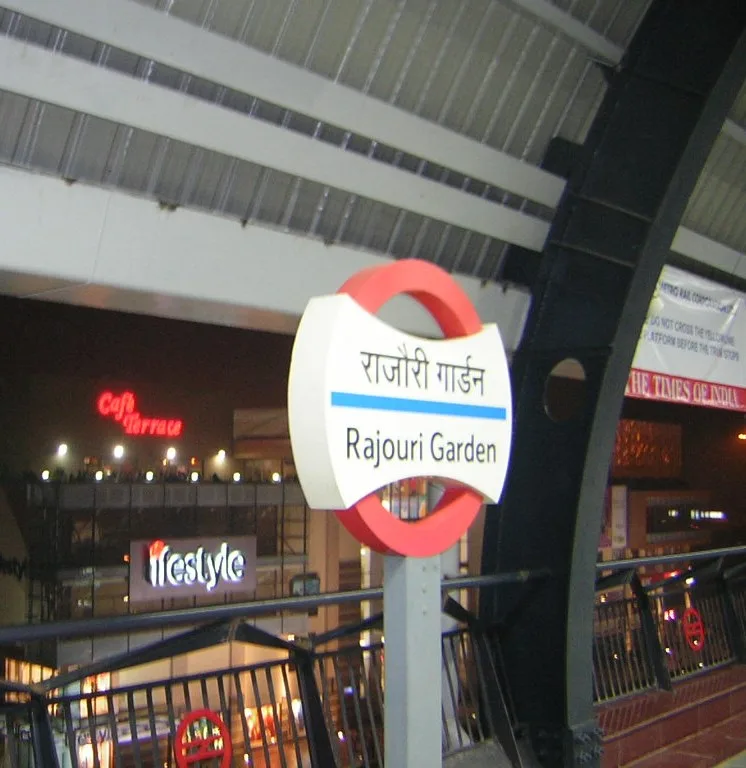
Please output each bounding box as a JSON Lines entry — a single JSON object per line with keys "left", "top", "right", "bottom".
{"left": 627, "top": 265, "right": 746, "bottom": 411}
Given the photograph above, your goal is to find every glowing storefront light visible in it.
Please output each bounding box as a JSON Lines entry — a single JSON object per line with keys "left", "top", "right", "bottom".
{"left": 244, "top": 705, "right": 279, "bottom": 744}
{"left": 96, "top": 390, "right": 183, "bottom": 437}
{"left": 128, "top": 536, "right": 256, "bottom": 603}
{"left": 146, "top": 540, "right": 246, "bottom": 592}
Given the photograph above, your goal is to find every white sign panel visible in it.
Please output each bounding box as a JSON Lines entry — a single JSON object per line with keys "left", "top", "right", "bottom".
{"left": 628, "top": 266, "right": 746, "bottom": 411}
{"left": 76, "top": 718, "right": 172, "bottom": 746}
{"left": 610, "top": 485, "right": 628, "bottom": 550}
{"left": 128, "top": 536, "right": 257, "bottom": 603}
{"left": 288, "top": 294, "right": 512, "bottom": 510}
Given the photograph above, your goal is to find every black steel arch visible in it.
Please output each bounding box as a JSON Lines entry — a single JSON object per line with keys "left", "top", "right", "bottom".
{"left": 480, "top": 3, "right": 746, "bottom": 766}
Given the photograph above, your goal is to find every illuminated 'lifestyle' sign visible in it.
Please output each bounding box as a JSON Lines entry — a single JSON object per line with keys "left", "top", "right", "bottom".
{"left": 128, "top": 537, "right": 257, "bottom": 603}
{"left": 147, "top": 540, "right": 245, "bottom": 591}
{"left": 97, "top": 390, "right": 184, "bottom": 437}
{"left": 288, "top": 259, "right": 513, "bottom": 557}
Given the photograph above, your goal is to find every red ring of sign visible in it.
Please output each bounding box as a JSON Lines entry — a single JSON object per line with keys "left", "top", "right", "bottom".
{"left": 682, "top": 607, "right": 706, "bottom": 652}
{"left": 335, "top": 259, "right": 487, "bottom": 558}
{"left": 174, "top": 710, "right": 232, "bottom": 768}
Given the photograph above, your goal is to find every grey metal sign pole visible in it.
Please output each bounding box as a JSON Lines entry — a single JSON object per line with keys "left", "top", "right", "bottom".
{"left": 384, "top": 554, "right": 443, "bottom": 768}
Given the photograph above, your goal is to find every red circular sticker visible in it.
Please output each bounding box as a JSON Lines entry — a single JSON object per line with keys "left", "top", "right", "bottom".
{"left": 335, "top": 259, "right": 488, "bottom": 558}
{"left": 175, "top": 710, "right": 232, "bottom": 768}
{"left": 682, "top": 607, "right": 705, "bottom": 652}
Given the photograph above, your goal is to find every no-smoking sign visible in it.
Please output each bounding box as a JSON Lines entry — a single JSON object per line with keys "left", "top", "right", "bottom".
{"left": 682, "top": 607, "right": 706, "bottom": 652}
{"left": 174, "top": 710, "right": 232, "bottom": 768}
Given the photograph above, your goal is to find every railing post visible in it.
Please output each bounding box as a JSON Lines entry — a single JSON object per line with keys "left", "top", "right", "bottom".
{"left": 630, "top": 575, "right": 672, "bottom": 692}
{"left": 30, "top": 695, "right": 60, "bottom": 768}
{"left": 719, "top": 566, "right": 746, "bottom": 664}
{"left": 442, "top": 596, "right": 524, "bottom": 768}
{"left": 292, "top": 649, "right": 338, "bottom": 768}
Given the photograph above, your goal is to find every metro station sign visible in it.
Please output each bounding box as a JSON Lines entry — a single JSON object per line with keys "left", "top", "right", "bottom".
{"left": 288, "top": 259, "right": 513, "bottom": 557}
{"left": 96, "top": 390, "right": 184, "bottom": 437}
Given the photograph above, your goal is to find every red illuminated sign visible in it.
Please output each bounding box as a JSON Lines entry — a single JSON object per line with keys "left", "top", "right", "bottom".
{"left": 175, "top": 710, "right": 231, "bottom": 768}
{"left": 97, "top": 390, "right": 183, "bottom": 437}
{"left": 682, "top": 607, "right": 706, "bottom": 652}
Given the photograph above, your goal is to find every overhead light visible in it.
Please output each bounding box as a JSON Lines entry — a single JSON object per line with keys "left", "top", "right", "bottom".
{"left": 217, "top": 449, "right": 226, "bottom": 463}
{"left": 145, "top": 470, "right": 154, "bottom": 482}
{"left": 57, "top": 443, "right": 68, "bottom": 457}
{"left": 738, "top": 433, "right": 746, "bottom": 441}
{"left": 271, "top": 471, "right": 281, "bottom": 484}
{"left": 113, "top": 444, "right": 124, "bottom": 459}
{"left": 41, "top": 469, "right": 50, "bottom": 481}
{"left": 233, "top": 472, "right": 241, "bottom": 483}
{"left": 166, "top": 447, "right": 176, "bottom": 461}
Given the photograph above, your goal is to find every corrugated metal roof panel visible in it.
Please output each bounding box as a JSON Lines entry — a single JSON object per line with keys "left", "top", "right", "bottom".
{"left": 683, "top": 132, "right": 746, "bottom": 256}
{"left": 0, "top": 0, "right": 694, "bottom": 283}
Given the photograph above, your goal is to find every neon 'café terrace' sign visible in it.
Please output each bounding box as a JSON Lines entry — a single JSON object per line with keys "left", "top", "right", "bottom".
{"left": 97, "top": 391, "right": 183, "bottom": 437}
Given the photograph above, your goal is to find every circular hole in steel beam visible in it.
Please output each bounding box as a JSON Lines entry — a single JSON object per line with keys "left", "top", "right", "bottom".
{"left": 544, "top": 358, "right": 587, "bottom": 422}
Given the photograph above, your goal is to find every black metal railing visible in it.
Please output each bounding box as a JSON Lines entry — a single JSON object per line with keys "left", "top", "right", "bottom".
{"left": 4, "top": 547, "right": 746, "bottom": 765}
{"left": 0, "top": 571, "right": 536, "bottom": 768}
{"left": 47, "top": 656, "right": 305, "bottom": 768}
{"left": 3, "top": 624, "right": 513, "bottom": 768}
{"left": 592, "top": 594, "right": 657, "bottom": 702}
{"left": 593, "top": 546, "right": 746, "bottom": 703}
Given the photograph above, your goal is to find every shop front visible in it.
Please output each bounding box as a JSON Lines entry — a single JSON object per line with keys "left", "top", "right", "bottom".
{"left": 599, "top": 266, "right": 746, "bottom": 562}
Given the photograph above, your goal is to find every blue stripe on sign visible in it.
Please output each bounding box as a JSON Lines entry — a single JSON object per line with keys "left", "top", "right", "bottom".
{"left": 330, "top": 391, "right": 507, "bottom": 420}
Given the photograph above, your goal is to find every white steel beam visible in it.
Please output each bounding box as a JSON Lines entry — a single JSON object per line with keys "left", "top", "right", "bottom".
{"left": 3, "top": 0, "right": 565, "bottom": 210}
{"left": 503, "top": 0, "right": 746, "bottom": 146}
{"left": 671, "top": 226, "right": 746, "bottom": 280}
{"left": 0, "top": 165, "right": 532, "bottom": 349}
{"left": 499, "top": 0, "right": 624, "bottom": 64}
{"left": 0, "top": 35, "right": 550, "bottom": 253}
{"left": 722, "top": 117, "right": 746, "bottom": 146}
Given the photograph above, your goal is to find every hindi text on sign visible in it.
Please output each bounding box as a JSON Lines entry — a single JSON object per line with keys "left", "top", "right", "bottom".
{"left": 360, "top": 347, "right": 486, "bottom": 396}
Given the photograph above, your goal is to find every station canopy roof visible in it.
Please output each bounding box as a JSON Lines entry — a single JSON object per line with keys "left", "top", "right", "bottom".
{"left": 0, "top": 0, "right": 743, "bottom": 315}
